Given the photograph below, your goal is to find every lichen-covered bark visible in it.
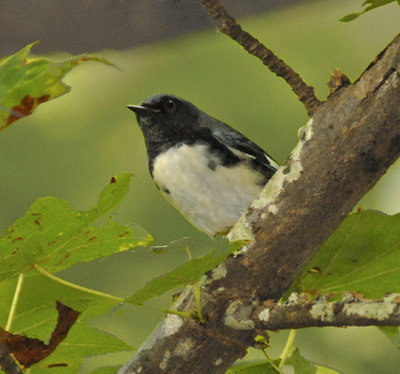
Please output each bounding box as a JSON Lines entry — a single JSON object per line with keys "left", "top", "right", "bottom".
{"left": 253, "top": 293, "right": 400, "bottom": 330}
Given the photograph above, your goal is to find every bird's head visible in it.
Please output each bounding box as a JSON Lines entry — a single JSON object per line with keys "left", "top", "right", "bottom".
{"left": 127, "top": 94, "right": 200, "bottom": 144}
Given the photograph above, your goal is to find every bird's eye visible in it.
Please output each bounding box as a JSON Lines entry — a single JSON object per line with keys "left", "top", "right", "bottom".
{"left": 164, "top": 99, "right": 176, "bottom": 113}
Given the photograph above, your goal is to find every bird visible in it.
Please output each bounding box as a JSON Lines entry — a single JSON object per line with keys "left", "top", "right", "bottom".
{"left": 127, "top": 94, "right": 278, "bottom": 236}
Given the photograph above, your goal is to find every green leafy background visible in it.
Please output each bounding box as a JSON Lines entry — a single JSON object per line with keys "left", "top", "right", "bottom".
{"left": 1, "top": 0, "right": 400, "bottom": 373}
{"left": 297, "top": 211, "right": 400, "bottom": 298}
{"left": 0, "top": 42, "right": 111, "bottom": 131}
{"left": 0, "top": 173, "right": 151, "bottom": 372}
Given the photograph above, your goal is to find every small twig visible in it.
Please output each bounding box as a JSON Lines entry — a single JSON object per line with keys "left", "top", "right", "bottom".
{"left": 161, "top": 308, "right": 197, "bottom": 320}
{"left": 194, "top": 281, "right": 206, "bottom": 322}
{"left": 197, "top": 0, "right": 321, "bottom": 116}
{"left": 254, "top": 293, "right": 400, "bottom": 331}
{"left": 224, "top": 293, "right": 400, "bottom": 334}
{"left": 0, "top": 344, "right": 23, "bottom": 374}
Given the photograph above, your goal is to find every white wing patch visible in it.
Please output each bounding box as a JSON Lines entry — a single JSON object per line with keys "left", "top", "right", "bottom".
{"left": 227, "top": 145, "right": 279, "bottom": 171}
{"left": 227, "top": 146, "right": 256, "bottom": 161}
{"left": 152, "top": 144, "right": 265, "bottom": 236}
{"left": 265, "top": 154, "right": 279, "bottom": 170}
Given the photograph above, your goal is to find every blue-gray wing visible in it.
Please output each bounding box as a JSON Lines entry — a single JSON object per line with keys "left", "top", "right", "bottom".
{"left": 198, "top": 112, "right": 279, "bottom": 179}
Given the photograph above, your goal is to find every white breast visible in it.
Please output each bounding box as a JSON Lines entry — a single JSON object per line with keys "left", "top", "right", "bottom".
{"left": 152, "top": 143, "right": 265, "bottom": 236}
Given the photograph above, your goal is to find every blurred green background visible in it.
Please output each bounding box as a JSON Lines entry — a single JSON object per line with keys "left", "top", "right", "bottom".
{"left": 1, "top": 0, "right": 400, "bottom": 372}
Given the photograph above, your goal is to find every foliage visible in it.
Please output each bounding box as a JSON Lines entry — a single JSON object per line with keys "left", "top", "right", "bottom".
{"left": 341, "top": 0, "right": 400, "bottom": 22}
{"left": 127, "top": 237, "right": 245, "bottom": 305}
{"left": 295, "top": 210, "right": 400, "bottom": 299}
{"left": 0, "top": 174, "right": 149, "bottom": 281}
{"left": 226, "top": 347, "right": 340, "bottom": 374}
{"left": 226, "top": 361, "right": 279, "bottom": 374}
{"left": 0, "top": 42, "right": 112, "bottom": 131}
{"left": 0, "top": 172, "right": 152, "bottom": 373}
{"left": 287, "top": 348, "right": 340, "bottom": 374}
{"left": 0, "top": 44, "right": 155, "bottom": 371}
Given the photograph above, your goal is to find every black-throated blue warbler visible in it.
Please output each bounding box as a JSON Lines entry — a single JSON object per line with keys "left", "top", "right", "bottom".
{"left": 127, "top": 94, "right": 278, "bottom": 236}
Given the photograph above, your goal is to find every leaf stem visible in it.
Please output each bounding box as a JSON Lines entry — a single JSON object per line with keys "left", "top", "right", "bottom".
{"left": 279, "top": 329, "right": 297, "bottom": 369}
{"left": 194, "top": 281, "right": 205, "bottom": 322}
{"left": 34, "top": 264, "right": 124, "bottom": 303}
{"left": 161, "top": 308, "right": 197, "bottom": 319}
{"left": 261, "top": 350, "right": 282, "bottom": 373}
{"left": 183, "top": 246, "right": 192, "bottom": 260}
{"left": 5, "top": 273, "right": 25, "bottom": 331}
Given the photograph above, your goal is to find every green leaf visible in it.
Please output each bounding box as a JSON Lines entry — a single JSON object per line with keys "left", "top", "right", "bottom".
{"left": 0, "top": 174, "right": 148, "bottom": 371}
{"left": 287, "top": 348, "right": 317, "bottom": 374}
{"left": 378, "top": 326, "right": 400, "bottom": 349}
{"left": 29, "top": 323, "right": 131, "bottom": 374}
{"left": 296, "top": 211, "right": 400, "bottom": 299}
{"left": 340, "top": 0, "right": 399, "bottom": 22}
{"left": 1, "top": 276, "right": 112, "bottom": 331}
{"left": 340, "top": 13, "right": 361, "bottom": 22}
{"left": 87, "top": 174, "right": 132, "bottom": 218}
{"left": 287, "top": 348, "right": 341, "bottom": 374}
{"left": 315, "top": 366, "right": 341, "bottom": 374}
{"left": 0, "top": 173, "right": 153, "bottom": 280}
{"left": 2, "top": 273, "right": 132, "bottom": 373}
{"left": 89, "top": 367, "right": 121, "bottom": 374}
{"left": 127, "top": 236, "right": 245, "bottom": 305}
{"left": 0, "top": 42, "right": 113, "bottom": 131}
{"left": 226, "top": 361, "right": 279, "bottom": 374}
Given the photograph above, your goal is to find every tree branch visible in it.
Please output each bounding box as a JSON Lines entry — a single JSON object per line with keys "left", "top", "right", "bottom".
{"left": 250, "top": 293, "right": 400, "bottom": 330}
{"left": 118, "top": 23, "right": 400, "bottom": 374}
{"left": 196, "top": 0, "right": 321, "bottom": 116}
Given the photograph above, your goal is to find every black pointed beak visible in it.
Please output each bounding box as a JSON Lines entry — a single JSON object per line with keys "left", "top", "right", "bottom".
{"left": 127, "top": 104, "right": 160, "bottom": 115}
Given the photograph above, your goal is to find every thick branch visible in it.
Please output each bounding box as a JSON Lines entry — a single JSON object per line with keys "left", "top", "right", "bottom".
{"left": 118, "top": 31, "right": 400, "bottom": 374}
{"left": 196, "top": 0, "right": 321, "bottom": 115}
